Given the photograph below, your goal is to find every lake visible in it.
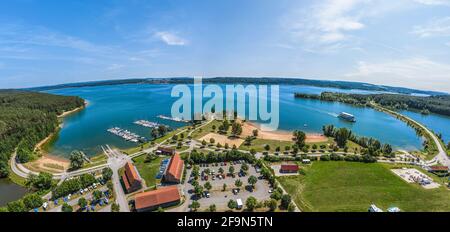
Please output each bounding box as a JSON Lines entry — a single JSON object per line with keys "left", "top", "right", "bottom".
{"left": 0, "top": 179, "right": 27, "bottom": 207}
{"left": 42, "top": 83, "right": 437, "bottom": 157}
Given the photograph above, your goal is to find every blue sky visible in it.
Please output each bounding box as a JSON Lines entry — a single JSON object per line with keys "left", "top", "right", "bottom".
{"left": 0, "top": 0, "right": 449, "bottom": 92}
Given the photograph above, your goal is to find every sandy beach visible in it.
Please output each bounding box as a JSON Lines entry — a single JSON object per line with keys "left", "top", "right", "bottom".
{"left": 32, "top": 100, "right": 88, "bottom": 172}
{"left": 57, "top": 100, "right": 88, "bottom": 118}
{"left": 241, "top": 120, "right": 328, "bottom": 143}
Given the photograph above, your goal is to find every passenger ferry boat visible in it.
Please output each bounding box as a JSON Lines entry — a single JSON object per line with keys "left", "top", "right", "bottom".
{"left": 338, "top": 112, "right": 356, "bottom": 122}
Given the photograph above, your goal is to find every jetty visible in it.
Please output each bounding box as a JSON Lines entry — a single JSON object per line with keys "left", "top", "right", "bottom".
{"left": 107, "top": 127, "right": 145, "bottom": 143}
{"left": 134, "top": 120, "right": 161, "bottom": 128}
{"left": 157, "top": 115, "right": 190, "bottom": 123}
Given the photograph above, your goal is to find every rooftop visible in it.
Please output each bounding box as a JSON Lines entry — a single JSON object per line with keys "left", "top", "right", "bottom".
{"left": 135, "top": 186, "right": 180, "bottom": 210}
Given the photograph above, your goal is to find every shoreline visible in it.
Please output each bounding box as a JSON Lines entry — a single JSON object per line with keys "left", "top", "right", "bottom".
{"left": 241, "top": 120, "right": 328, "bottom": 143}
{"left": 33, "top": 100, "right": 89, "bottom": 168}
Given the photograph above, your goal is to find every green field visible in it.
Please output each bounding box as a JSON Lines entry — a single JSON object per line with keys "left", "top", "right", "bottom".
{"left": 278, "top": 161, "right": 450, "bottom": 212}
{"left": 190, "top": 120, "right": 224, "bottom": 140}
{"left": 132, "top": 155, "right": 167, "bottom": 187}
{"left": 239, "top": 138, "right": 294, "bottom": 153}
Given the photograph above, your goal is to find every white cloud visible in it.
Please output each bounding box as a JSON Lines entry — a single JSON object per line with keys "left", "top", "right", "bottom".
{"left": 345, "top": 57, "right": 450, "bottom": 92}
{"left": 414, "top": 0, "right": 450, "bottom": 6}
{"left": 286, "top": 0, "right": 365, "bottom": 45}
{"left": 412, "top": 17, "right": 450, "bottom": 38}
{"left": 154, "top": 31, "right": 188, "bottom": 46}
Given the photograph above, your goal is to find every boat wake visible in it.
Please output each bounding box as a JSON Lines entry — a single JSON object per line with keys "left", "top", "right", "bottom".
{"left": 295, "top": 104, "right": 338, "bottom": 118}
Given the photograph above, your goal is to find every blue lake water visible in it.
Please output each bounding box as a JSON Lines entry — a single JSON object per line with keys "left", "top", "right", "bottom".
{"left": 44, "top": 84, "right": 435, "bottom": 157}
{"left": 400, "top": 110, "right": 450, "bottom": 143}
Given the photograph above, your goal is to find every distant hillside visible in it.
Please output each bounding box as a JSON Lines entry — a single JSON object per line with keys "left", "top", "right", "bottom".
{"left": 25, "top": 77, "right": 447, "bottom": 96}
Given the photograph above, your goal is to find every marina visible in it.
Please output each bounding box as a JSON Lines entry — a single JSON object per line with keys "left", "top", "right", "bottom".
{"left": 157, "top": 115, "right": 190, "bottom": 123}
{"left": 107, "top": 127, "right": 145, "bottom": 143}
{"left": 134, "top": 120, "right": 162, "bottom": 128}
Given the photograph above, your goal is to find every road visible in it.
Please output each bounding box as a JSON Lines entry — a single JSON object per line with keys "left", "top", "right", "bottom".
{"left": 415, "top": 121, "right": 450, "bottom": 168}
{"left": 104, "top": 146, "right": 131, "bottom": 212}
{"left": 377, "top": 105, "right": 449, "bottom": 168}
{"left": 10, "top": 151, "right": 108, "bottom": 180}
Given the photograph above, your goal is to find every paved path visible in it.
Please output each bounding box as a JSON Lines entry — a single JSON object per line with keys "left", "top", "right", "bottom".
{"left": 10, "top": 151, "right": 108, "bottom": 180}
{"left": 377, "top": 105, "right": 449, "bottom": 168}
{"left": 104, "top": 146, "right": 130, "bottom": 212}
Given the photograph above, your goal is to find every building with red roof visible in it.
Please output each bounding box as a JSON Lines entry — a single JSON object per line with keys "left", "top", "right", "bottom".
{"left": 163, "top": 153, "right": 184, "bottom": 183}
{"left": 429, "top": 166, "right": 449, "bottom": 176}
{"left": 280, "top": 164, "right": 299, "bottom": 173}
{"left": 121, "top": 162, "right": 143, "bottom": 193}
{"left": 134, "top": 186, "right": 181, "bottom": 212}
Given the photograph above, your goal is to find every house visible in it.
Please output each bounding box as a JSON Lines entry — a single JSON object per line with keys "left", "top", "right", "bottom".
{"left": 236, "top": 199, "right": 243, "bottom": 209}
{"left": 157, "top": 146, "right": 176, "bottom": 156}
{"left": 280, "top": 164, "right": 299, "bottom": 173}
{"left": 428, "top": 166, "right": 449, "bottom": 176}
{"left": 121, "top": 162, "right": 143, "bottom": 193}
{"left": 134, "top": 186, "right": 181, "bottom": 212}
{"left": 163, "top": 153, "right": 184, "bottom": 183}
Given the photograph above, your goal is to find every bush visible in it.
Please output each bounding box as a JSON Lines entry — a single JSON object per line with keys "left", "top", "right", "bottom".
{"left": 280, "top": 194, "right": 292, "bottom": 209}
{"left": 62, "top": 203, "right": 73, "bottom": 212}
{"left": 23, "top": 193, "right": 43, "bottom": 210}
{"left": 7, "top": 200, "right": 27, "bottom": 212}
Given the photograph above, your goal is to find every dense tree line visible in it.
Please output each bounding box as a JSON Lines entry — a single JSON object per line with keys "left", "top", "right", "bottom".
{"left": 52, "top": 173, "right": 97, "bottom": 199}
{"left": 0, "top": 90, "right": 84, "bottom": 177}
{"left": 294, "top": 92, "right": 450, "bottom": 117}
{"left": 322, "top": 125, "right": 393, "bottom": 156}
{"left": 188, "top": 149, "right": 256, "bottom": 164}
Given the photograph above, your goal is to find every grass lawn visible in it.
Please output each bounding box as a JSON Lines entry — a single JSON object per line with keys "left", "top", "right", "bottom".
{"left": 239, "top": 138, "right": 294, "bottom": 153}
{"left": 278, "top": 161, "right": 450, "bottom": 212}
{"left": 132, "top": 155, "right": 167, "bottom": 187}
{"left": 191, "top": 120, "right": 224, "bottom": 140}
{"left": 82, "top": 154, "right": 108, "bottom": 169}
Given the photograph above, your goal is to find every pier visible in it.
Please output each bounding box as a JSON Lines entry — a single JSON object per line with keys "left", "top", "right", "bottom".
{"left": 107, "top": 127, "right": 145, "bottom": 143}
{"left": 134, "top": 120, "right": 162, "bottom": 128}
{"left": 157, "top": 115, "right": 190, "bottom": 123}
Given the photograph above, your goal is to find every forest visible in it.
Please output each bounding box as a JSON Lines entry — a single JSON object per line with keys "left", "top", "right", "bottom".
{"left": 294, "top": 92, "right": 450, "bottom": 117}
{"left": 0, "top": 90, "right": 85, "bottom": 178}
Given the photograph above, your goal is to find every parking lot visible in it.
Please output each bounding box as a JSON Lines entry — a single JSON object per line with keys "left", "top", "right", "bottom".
{"left": 392, "top": 168, "right": 441, "bottom": 189}
{"left": 185, "top": 160, "right": 271, "bottom": 211}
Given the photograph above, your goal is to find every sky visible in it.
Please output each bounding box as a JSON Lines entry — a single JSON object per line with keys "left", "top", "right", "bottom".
{"left": 0, "top": 0, "right": 449, "bottom": 92}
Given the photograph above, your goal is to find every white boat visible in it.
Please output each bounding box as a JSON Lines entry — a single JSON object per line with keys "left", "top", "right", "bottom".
{"left": 338, "top": 112, "right": 356, "bottom": 122}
